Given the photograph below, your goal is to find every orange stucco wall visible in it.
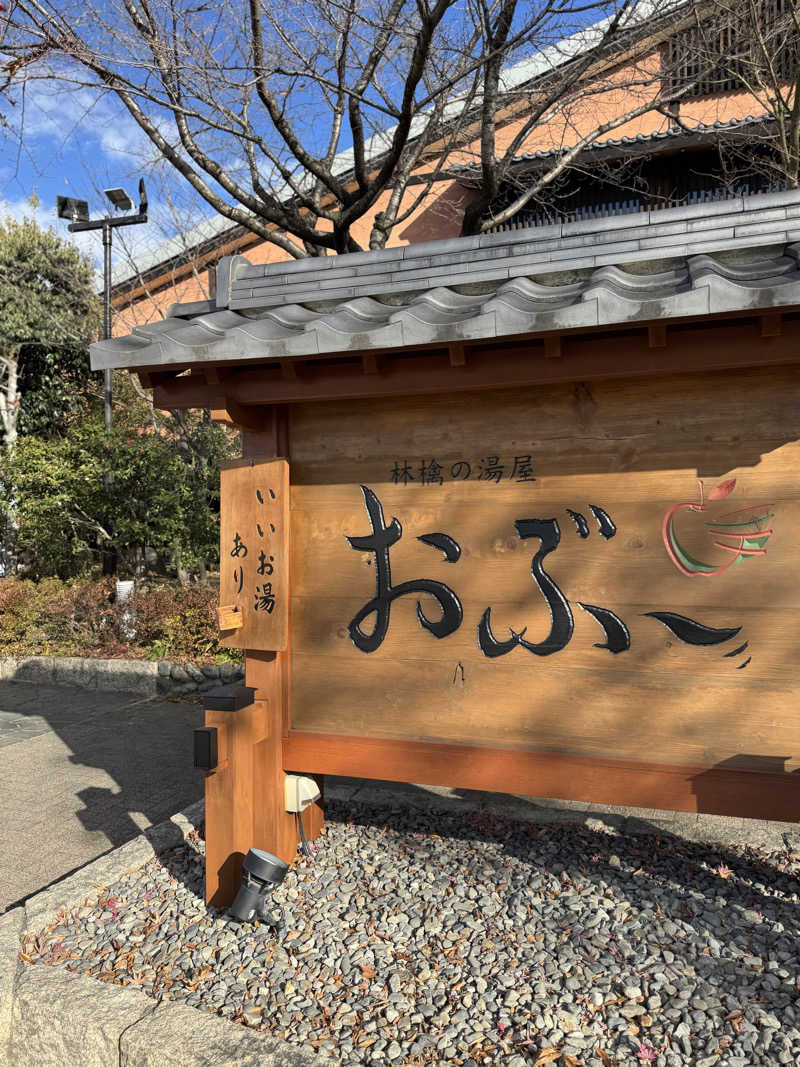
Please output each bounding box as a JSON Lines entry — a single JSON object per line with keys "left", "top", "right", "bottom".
{"left": 113, "top": 48, "right": 768, "bottom": 336}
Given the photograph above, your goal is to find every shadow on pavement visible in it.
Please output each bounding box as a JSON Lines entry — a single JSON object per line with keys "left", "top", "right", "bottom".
{"left": 0, "top": 678, "right": 204, "bottom": 910}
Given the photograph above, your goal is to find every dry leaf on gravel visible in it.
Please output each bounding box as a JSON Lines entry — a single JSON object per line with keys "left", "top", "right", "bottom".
{"left": 533, "top": 1049, "right": 561, "bottom": 1065}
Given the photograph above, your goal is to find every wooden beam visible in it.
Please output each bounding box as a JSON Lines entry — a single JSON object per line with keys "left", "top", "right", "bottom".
{"left": 210, "top": 408, "right": 234, "bottom": 426}
{"left": 153, "top": 314, "right": 800, "bottom": 412}
{"left": 362, "top": 353, "right": 379, "bottom": 374}
{"left": 648, "top": 323, "right": 667, "bottom": 348}
{"left": 280, "top": 359, "right": 298, "bottom": 380}
{"left": 283, "top": 732, "right": 800, "bottom": 823}
{"left": 761, "top": 311, "right": 782, "bottom": 338}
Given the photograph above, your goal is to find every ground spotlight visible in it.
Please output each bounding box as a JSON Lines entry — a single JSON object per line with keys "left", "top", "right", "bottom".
{"left": 229, "top": 848, "right": 288, "bottom": 928}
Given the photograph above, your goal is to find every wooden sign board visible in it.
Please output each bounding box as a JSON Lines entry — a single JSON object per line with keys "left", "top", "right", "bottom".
{"left": 219, "top": 457, "right": 288, "bottom": 650}
{"left": 284, "top": 369, "right": 800, "bottom": 775}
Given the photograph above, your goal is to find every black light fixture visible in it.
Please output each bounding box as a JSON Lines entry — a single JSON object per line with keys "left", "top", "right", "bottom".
{"left": 230, "top": 848, "right": 288, "bottom": 929}
{"left": 56, "top": 178, "right": 149, "bottom": 433}
{"left": 104, "top": 187, "right": 134, "bottom": 212}
{"left": 56, "top": 196, "right": 90, "bottom": 223}
{"left": 56, "top": 178, "right": 149, "bottom": 577}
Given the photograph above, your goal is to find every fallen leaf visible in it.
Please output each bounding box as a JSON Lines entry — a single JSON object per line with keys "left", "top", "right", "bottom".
{"left": 359, "top": 964, "right": 376, "bottom": 979}
{"left": 725, "top": 1009, "right": 744, "bottom": 1022}
{"left": 283, "top": 930, "right": 301, "bottom": 942}
{"left": 596, "top": 1051, "right": 617, "bottom": 1067}
{"left": 533, "top": 1050, "right": 561, "bottom": 1066}
{"left": 563, "top": 1057, "right": 581, "bottom": 1067}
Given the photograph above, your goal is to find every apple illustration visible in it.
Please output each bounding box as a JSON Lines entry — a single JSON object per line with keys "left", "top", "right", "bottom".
{"left": 662, "top": 478, "right": 774, "bottom": 578}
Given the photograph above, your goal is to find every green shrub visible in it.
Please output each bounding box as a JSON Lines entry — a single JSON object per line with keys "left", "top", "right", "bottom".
{"left": 0, "top": 577, "right": 240, "bottom": 663}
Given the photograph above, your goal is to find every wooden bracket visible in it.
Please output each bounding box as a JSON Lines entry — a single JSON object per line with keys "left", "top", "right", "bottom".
{"left": 203, "top": 366, "right": 228, "bottom": 386}
{"left": 280, "top": 359, "right": 298, "bottom": 381}
{"left": 217, "top": 605, "right": 243, "bottom": 631}
{"left": 543, "top": 335, "right": 562, "bottom": 359}
{"left": 648, "top": 323, "right": 667, "bottom": 348}
{"left": 225, "top": 397, "right": 268, "bottom": 431}
{"left": 361, "top": 353, "right": 380, "bottom": 375}
{"left": 136, "top": 369, "right": 182, "bottom": 391}
{"left": 448, "top": 341, "right": 466, "bottom": 367}
{"left": 760, "top": 312, "right": 782, "bottom": 338}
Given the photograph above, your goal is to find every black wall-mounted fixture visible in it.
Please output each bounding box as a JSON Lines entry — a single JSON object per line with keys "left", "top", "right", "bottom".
{"left": 194, "top": 727, "right": 218, "bottom": 771}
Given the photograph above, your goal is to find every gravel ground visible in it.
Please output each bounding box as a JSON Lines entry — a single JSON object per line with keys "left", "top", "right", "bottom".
{"left": 22, "top": 798, "right": 800, "bottom": 1066}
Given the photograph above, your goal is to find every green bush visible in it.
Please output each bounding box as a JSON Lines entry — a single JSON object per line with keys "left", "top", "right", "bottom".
{"left": 0, "top": 577, "right": 240, "bottom": 663}
{"left": 0, "top": 406, "right": 233, "bottom": 580}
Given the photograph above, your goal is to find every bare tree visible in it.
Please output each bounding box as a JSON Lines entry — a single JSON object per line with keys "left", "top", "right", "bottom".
{"left": 670, "top": 0, "right": 800, "bottom": 189}
{"left": 2, "top": 0, "right": 705, "bottom": 256}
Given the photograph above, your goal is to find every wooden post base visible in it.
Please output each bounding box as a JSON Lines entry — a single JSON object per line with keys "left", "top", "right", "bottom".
{"left": 203, "top": 651, "right": 325, "bottom": 907}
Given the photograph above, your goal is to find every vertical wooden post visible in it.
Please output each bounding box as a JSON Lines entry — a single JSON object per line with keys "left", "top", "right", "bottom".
{"left": 204, "top": 405, "right": 323, "bottom": 907}
{"left": 204, "top": 695, "right": 268, "bottom": 907}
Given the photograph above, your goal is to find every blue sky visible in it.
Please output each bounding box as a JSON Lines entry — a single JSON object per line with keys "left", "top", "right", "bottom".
{"left": 1, "top": 78, "right": 205, "bottom": 281}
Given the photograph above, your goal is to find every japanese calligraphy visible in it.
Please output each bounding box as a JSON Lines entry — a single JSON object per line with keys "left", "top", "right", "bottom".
{"left": 254, "top": 583, "right": 276, "bottom": 613}
{"left": 346, "top": 486, "right": 463, "bottom": 653}
{"left": 391, "top": 456, "right": 536, "bottom": 484}
{"left": 219, "top": 457, "right": 288, "bottom": 650}
{"left": 230, "top": 532, "right": 248, "bottom": 558}
{"left": 345, "top": 487, "right": 746, "bottom": 665}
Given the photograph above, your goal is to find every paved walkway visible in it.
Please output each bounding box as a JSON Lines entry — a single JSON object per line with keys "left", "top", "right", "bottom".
{"left": 0, "top": 680, "right": 204, "bottom": 912}
{"left": 2, "top": 678, "right": 797, "bottom": 913}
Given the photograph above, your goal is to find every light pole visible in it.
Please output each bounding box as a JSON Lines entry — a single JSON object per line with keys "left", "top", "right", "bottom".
{"left": 56, "top": 181, "right": 148, "bottom": 574}
{"left": 56, "top": 179, "right": 148, "bottom": 432}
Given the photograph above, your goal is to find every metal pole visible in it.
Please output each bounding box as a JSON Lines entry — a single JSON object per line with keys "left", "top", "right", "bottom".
{"left": 101, "top": 221, "right": 115, "bottom": 575}
{"left": 102, "top": 221, "right": 112, "bottom": 433}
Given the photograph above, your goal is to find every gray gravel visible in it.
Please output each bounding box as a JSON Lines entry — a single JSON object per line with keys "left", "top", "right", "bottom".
{"left": 22, "top": 800, "right": 800, "bottom": 1065}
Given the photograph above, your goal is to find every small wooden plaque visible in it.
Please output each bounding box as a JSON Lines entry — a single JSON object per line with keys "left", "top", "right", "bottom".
{"left": 217, "top": 605, "right": 243, "bottom": 630}
{"left": 219, "top": 457, "right": 289, "bottom": 651}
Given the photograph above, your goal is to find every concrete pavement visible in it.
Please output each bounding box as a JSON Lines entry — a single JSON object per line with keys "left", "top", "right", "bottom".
{"left": 0, "top": 680, "right": 205, "bottom": 912}
{"left": 2, "top": 676, "right": 798, "bottom": 915}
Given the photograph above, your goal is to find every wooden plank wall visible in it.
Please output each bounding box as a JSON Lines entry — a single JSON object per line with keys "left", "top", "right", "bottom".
{"left": 286, "top": 366, "right": 800, "bottom": 779}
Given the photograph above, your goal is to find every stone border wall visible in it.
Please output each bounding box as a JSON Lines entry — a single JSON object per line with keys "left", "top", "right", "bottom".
{"left": 0, "top": 656, "right": 244, "bottom": 698}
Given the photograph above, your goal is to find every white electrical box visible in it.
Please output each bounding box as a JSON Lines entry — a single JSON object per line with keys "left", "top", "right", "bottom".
{"left": 284, "top": 774, "right": 321, "bottom": 813}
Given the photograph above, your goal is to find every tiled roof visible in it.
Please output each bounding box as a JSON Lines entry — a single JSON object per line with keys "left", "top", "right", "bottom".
{"left": 92, "top": 188, "right": 800, "bottom": 372}
{"left": 502, "top": 114, "right": 770, "bottom": 163}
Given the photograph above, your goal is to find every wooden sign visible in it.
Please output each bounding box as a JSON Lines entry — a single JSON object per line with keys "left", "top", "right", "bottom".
{"left": 285, "top": 371, "right": 800, "bottom": 775}
{"left": 219, "top": 457, "right": 288, "bottom": 650}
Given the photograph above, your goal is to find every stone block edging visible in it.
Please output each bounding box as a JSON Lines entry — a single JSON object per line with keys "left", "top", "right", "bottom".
{"left": 3, "top": 798, "right": 333, "bottom": 1067}
{"left": 0, "top": 656, "right": 244, "bottom": 697}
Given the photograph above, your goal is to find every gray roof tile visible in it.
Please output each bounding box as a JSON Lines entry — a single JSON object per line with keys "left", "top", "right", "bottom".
{"left": 92, "top": 189, "right": 800, "bottom": 372}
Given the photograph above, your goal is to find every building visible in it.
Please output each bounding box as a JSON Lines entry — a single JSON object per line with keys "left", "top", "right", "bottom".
{"left": 110, "top": 0, "right": 794, "bottom": 335}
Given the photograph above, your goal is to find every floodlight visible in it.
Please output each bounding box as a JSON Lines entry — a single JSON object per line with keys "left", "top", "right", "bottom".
{"left": 229, "top": 848, "right": 288, "bottom": 929}
{"left": 104, "top": 187, "right": 134, "bottom": 212}
{"left": 56, "top": 196, "right": 89, "bottom": 223}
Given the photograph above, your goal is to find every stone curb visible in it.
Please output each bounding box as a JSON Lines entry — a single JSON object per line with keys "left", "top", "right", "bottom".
{"left": 6, "top": 798, "right": 332, "bottom": 1067}
{"left": 0, "top": 908, "right": 23, "bottom": 1067}
{"left": 0, "top": 656, "right": 244, "bottom": 698}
